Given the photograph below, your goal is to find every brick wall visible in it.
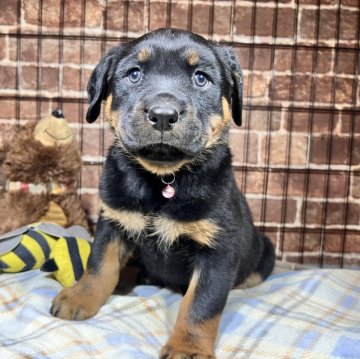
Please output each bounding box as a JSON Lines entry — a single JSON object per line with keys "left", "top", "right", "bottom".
{"left": 0, "top": 0, "right": 359, "bottom": 268}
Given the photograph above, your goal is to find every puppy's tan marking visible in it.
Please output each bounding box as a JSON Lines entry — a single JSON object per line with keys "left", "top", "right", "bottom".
{"left": 51, "top": 241, "right": 130, "bottom": 320}
{"left": 104, "top": 94, "right": 119, "bottom": 129}
{"left": 135, "top": 157, "right": 191, "bottom": 176}
{"left": 160, "top": 270, "right": 218, "bottom": 358}
{"left": 235, "top": 272, "right": 263, "bottom": 289}
{"left": 206, "top": 97, "right": 232, "bottom": 148}
{"left": 187, "top": 49, "right": 200, "bottom": 66}
{"left": 101, "top": 201, "right": 148, "bottom": 235}
{"left": 137, "top": 48, "right": 151, "bottom": 62}
{"left": 151, "top": 216, "right": 220, "bottom": 249}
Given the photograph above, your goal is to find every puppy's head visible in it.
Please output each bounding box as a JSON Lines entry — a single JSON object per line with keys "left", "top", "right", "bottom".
{"left": 87, "top": 28, "right": 243, "bottom": 175}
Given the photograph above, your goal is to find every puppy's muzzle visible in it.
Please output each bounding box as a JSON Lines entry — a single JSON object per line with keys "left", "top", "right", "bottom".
{"left": 147, "top": 105, "right": 179, "bottom": 132}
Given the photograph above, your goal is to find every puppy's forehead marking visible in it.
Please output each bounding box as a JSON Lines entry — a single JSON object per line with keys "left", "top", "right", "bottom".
{"left": 137, "top": 48, "right": 151, "bottom": 62}
{"left": 187, "top": 49, "right": 200, "bottom": 66}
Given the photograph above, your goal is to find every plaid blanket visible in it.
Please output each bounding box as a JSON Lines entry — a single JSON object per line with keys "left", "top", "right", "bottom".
{"left": 0, "top": 269, "right": 359, "bottom": 358}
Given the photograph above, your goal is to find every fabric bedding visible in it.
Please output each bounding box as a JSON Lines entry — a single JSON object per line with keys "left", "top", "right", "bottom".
{"left": 0, "top": 268, "right": 359, "bottom": 358}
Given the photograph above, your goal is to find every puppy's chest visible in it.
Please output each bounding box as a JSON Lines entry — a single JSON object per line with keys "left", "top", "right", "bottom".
{"left": 101, "top": 204, "right": 219, "bottom": 249}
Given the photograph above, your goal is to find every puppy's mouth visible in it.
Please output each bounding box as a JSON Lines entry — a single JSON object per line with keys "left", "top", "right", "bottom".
{"left": 135, "top": 144, "right": 193, "bottom": 163}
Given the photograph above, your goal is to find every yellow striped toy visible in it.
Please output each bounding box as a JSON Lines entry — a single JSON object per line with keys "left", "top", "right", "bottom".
{"left": 0, "top": 223, "right": 92, "bottom": 287}
{"left": 41, "top": 236, "right": 91, "bottom": 287}
{"left": 0, "top": 227, "right": 57, "bottom": 272}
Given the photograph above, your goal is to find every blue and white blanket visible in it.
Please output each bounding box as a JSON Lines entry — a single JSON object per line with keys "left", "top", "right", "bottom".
{"left": 0, "top": 269, "right": 359, "bottom": 358}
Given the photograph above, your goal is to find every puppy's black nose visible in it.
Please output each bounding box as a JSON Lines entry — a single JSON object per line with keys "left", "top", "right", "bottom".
{"left": 148, "top": 105, "right": 179, "bottom": 131}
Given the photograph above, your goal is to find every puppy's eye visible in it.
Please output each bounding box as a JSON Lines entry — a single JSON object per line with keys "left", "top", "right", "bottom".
{"left": 194, "top": 72, "right": 209, "bottom": 87}
{"left": 127, "top": 69, "right": 142, "bottom": 83}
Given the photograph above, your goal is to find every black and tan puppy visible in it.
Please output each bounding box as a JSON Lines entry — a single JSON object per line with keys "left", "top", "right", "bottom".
{"left": 51, "top": 28, "right": 275, "bottom": 358}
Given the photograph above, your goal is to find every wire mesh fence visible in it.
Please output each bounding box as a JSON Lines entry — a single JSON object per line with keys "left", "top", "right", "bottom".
{"left": 0, "top": 0, "right": 359, "bottom": 268}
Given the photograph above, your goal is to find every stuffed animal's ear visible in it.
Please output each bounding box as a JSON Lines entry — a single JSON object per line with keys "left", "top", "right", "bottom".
{"left": 86, "top": 46, "right": 121, "bottom": 123}
{"left": 215, "top": 46, "right": 243, "bottom": 126}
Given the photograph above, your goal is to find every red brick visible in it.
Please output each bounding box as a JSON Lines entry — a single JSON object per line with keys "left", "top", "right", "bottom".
{"left": 270, "top": 75, "right": 291, "bottom": 101}
{"left": 127, "top": 1, "right": 145, "bottom": 33}
{"left": 262, "top": 133, "right": 308, "bottom": 166}
{"left": 106, "top": 1, "right": 125, "bottom": 31}
{"left": 274, "top": 48, "right": 293, "bottom": 72}
{"left": 24, "top": 0, "right": 61, "bottom": 28}
{"left": 42, "top": 0, "right": 61, "bottom": 27}
{"left": 0, "top": 38, "right": 6, "bottom": 61}
{"left": 41, "top": 67, "right": 59, "bottom": 92}
{"left": 300, "top": 9, "right": 337, "bottom": 40}
{"left": 344, "top": 234, "right": 360, "bottom": 253}
{"left": 170, "top": 2, "right": 189, "bottom": 30}
{"left": 63, "top": 39, "right": 81, "bottom": 64}
{"left": 340, "top": 9, "right": 358, "bottom": 41}
{"left": 352, "top": 174, "right": 360, "bottom": 198}
{"left": 86, "top": 0, "right": 104, "bottom": 28}
{"left": 9, "top": 38, "right": 37, "bottom": 62}
{"left": 341, "top": 0, "right": 360, "bottom": 6}
{"left": 81, "top": 165, "right": 100, "bottom": 189}
{"left": 310, "top": 134, "right": 351, "bottom": 165}
{"left": 282, "top": 232, "right": 320, "bottom": 252}
{"left": 244, "top": 109, "right": 281, "bottom": 131}
{"left": 21, "top": 66, "right": 37, "bottom": 90}
{"left": 299, "top": 0, "right": 336, "bottom": 3}
{"left": 244, "top": 73, "right": 269, "bottom": 98}
{"left": 285, "top": 111, "right": 340, "bottom": 133}
{"left": 319, "top": 10, "right": 338, "bottom": 40}
{"left": 293, "top": 75, "right": 312, "bottom": 102}
{"left": 213, "top": 4, "right": 232, "bottom": 36}
{"left": 107, "top": 1, "right": 144, "bottom": 33}
{"left": 235, "top": 5, "right": 252, "bottom": 36}
{"left": 0, "top": 99, "right": 16, "bottom": 119}
{"left": 248, "top": 197, "right": 298, "bottom": 224}
{"left": 149, "top": 2, "right": 169, "bottom": 31}
{"left": 63, "top": 1, "right": 83, "bottom": 27}
{"left": 0, "top": 0, "right": 18, "bottom": 25}
{"left": 234, "top": 170, "right": 265, "bottom": 195}
{"left": 83, "top": 40, "right": 102, "bottom": 66}
{"left": 59, "top": 102, "right": 87, "bottom": 123}
{"left": 304, "top": 201, "right": 358, "bottom": 226}
{"left": 63, "top": 67, "right": 81, "bottom": 91}
{"left": 336, "top": 78, "right": 357, "bottom": 104}
{"left": 295, "top": 49, "right": 333, "bottom": 74}
{"left": 337, "top": 50, "right": 358, "bottom": 75}
{"left": 323, "top": 234, "right": 342, "bottom": 253}
{"left": 276, "top": 8, "right": 296, "bottom": 38}
{"left": 255, "top": 7, "right": 274, "bottom": 37}
{"left": 0, "top": 66, "right": 17, "bottom": 89}
{"left": 41, "top": 39, "right": 60, "bottom": 63}
{"left": 23, "top": 0, "right": 39, "bottom": 25}
{"left": 191, "top": 4, "right": 211, "bottom": 34}
{"left": 81, "top": 127, "right": 102, "bottom": 157}
{"left": 341, "top": 113, "right": 360, "bottom": 134}
{"left": 315, "top": 77, "right": 333, "bottom": 103}
{"left": 253, "top": 47, "right": 272, "bottom": 71}
{"left": 18, "top": 100, "right": 51, "bottom": 120}
{"left": 351, "top": 138, "right": 360, "bottom": 165}
{"left": 235, "top": 47, "right": 250, "bottom": 71}
{"left": 229, "top": 130, "right": 258, "bottom": 164}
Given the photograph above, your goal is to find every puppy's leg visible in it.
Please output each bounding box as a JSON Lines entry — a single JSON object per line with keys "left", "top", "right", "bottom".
{"left": 160, "top": 260, "right": 235, "bottom": 359}
{"left": 51, "top": 216, "right": 132, "bottom": 320}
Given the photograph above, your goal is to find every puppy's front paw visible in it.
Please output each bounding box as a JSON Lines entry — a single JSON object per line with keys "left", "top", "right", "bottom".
{"left": 160, "top": 344, "right": 216, "bottom": 359}
{"left": 51, "top": 286, "right": 100, "bottom": 321}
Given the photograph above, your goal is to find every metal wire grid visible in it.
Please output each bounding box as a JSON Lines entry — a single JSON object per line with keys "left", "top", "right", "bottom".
{"left": 1, "top": 0, "right": 359, "bottom": 267}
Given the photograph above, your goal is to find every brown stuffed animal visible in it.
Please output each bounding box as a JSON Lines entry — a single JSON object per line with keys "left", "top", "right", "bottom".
{"left": 0, "top": 109, "right": 89, "bottom": 235}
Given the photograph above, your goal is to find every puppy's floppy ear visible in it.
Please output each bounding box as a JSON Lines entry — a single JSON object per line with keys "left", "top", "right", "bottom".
{"left": 86, "top": 46, "right": 120, "bottom": 123}
{"left": 215, "top": 46, "right": 243, "bottom": 126}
